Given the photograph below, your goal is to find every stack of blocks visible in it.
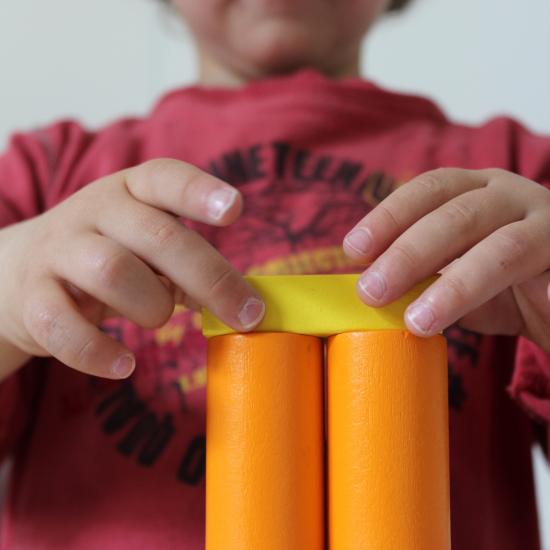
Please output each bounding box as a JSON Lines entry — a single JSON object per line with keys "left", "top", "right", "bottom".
{"left": 202, "top": 274, "right": 450, "bottom": 550}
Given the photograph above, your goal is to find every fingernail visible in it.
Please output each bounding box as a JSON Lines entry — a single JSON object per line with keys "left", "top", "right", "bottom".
{"left": 112, "top": 355, "right": 136, "bottom": 379}
{"left": 238, "top": 297, "right": 265, "bottom": 330}
{"left": 358, "top": 270, "right": 386, "bottom": 301}
{"left": 406, "top": 302, "right": 436, "bottom": 334}
{"left": 207, "top": 188, "right": 238, "bottom": 220}
{"left": 344, "top": 228, "right": 372, "bottom": 256}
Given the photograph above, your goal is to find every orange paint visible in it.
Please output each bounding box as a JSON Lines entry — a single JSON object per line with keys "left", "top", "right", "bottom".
{"left": 206, "top": 332, "right": 324, "bottom": 550}
{"left": 328, "top": 330, "right": 450, "bottom": 550}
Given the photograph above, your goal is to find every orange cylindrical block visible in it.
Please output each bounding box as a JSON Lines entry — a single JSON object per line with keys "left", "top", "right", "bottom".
{"left": 206, "top": 332, "right": 324, "bottom": 550}
{"left": 328, "top": 330, "right": 450, "bottom": 550}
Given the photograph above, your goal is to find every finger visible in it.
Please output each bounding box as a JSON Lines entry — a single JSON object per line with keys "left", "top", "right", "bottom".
{"left": 457, "top": 290, "right": 523, "bottom": 335}
{"left": 343, "top": 168, "right": 487, "bottom": 261}
{"left": 62, "top": 281, "right": 121, "bottom": 322}
{"left": 514, "top": 270, "right": 550, "bottom": 351}
{"left": 122, "top": 159, "right": 243, "bottom": 226}
{"left": 62, "top": 260, "right": 188, "bottom": 321}
{"left": 52, "top": 233, "right": 175, "bottom": 329}
{"left": 402, "top": 218, "right": 549, "bottom": 336}
{"left": 22, "top": 278, "right": 135, "bottom": 379}
{"left": 158, "top": 277, "right": 201, "bottom": 310}
{"left": 96, "top": 201, "right": 265, "bottom": 331}
{"left": 356, "top": 185, "right": 526, "bottom": 305}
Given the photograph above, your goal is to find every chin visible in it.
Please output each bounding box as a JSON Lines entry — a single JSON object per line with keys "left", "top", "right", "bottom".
{"left": 232, "top": 19, "right": 330, "bottom": 77}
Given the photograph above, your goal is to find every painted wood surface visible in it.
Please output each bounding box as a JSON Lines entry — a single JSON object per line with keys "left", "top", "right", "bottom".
{"left": 206, "top": 332, "right": 324, "bottom": 550}
{"left": 328, "top": 330, "right": 450, "bottom": 550}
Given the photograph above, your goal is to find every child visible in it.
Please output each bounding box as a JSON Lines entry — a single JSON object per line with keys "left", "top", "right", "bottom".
{"left": 0, "top": 0, "right": 548, "bottom": 548}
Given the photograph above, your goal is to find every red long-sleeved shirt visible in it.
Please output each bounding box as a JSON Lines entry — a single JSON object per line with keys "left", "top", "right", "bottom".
{"left": 0, "top": 70, "right": 548, "bottom": 549}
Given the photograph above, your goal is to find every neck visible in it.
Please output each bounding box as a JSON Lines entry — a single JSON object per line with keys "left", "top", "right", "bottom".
{"left": 197, "top": 49, "right": 362, "bottom": 87}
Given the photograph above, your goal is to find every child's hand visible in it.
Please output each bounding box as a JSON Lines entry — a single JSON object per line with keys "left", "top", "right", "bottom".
{"left": 0, "top": 159, "right": 264, "bottom": 378}
{"left": 343, "top": 168, "right": 550, "bottom": 351}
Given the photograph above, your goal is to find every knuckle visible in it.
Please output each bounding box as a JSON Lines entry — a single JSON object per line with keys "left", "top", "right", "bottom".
{"left": 206, "top": 265, "right": 237, "bottom": 300}
{"left": 494, "top": 231, "right": 525, "bottom": 269}
{"left": 483, "top": 167, "right": 508, "bottom": 180}
{"left": 147, "top": 218, "right": 182, "bottom": 248}
{"left": 92, "top": 249, "right": 130, "bottom": 289}
{"left": 144, "top": 294, "right": 175, "bottom": 329}
{"left": 175, "top": 169, "right": 204, "bottom": 203}
{"left": 542, "top": 220, "right": 550, "bottom": 249}
{"left": 538, "top": 189, "right": 550, "bottom": 211}
{"left": 441, "top": 198, "right": 477, "bottom": 227}
{"left": 140, "top": 158, "right": 178, "bottom": 178}
{"left": 24, "top": 301, "right": 66, "bottom": 354}
{"left": 43, "top": 203, "right": 79, "bottom": 235}
{"left": 410, "top": 171, "right": 449, "bottom": 204}
{"left": 73, "top": 336, "right": 100, "bottom": 371}
{"left": 413, "top": 171, "right": 444, "bottom": 194}
{"left": 389, "top": 241, "right": 420, "bottom": 272}
{"left": 484, "top": 168, "right": 517, "bottom": 191}
{"left": 130, "top": 159, "right": 179, "bottom": 192}
{"left": 140, "top": 159, "right": 207, "bottom": 205}
{"left": 441, "top": 275, "right": 470, "bottom": 304}
{"left": 376, "top": 204, "right": 401, "bottom": 233}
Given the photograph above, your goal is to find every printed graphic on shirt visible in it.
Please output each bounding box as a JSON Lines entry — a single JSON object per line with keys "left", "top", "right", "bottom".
{"left": 91, "top": 143, "right": 477, "bottom": 486}
{"left": 444, "top": 325, "right": 481, "bottom": 411}
{"left": 207, "top": 141, "right": 397, "bottom": 205}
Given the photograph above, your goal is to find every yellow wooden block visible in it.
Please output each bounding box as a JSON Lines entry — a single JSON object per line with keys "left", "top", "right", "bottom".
{"left": 202, "top": 274, "right": 436, "bottom": 338}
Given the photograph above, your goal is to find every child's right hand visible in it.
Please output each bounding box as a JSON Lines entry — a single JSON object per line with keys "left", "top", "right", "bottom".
{"left": 0, "top": 159, "right": 265, "bottom": 379}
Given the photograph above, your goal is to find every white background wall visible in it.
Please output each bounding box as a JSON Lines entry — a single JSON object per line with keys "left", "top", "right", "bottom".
{"left": 0, "top": 0, "right": 549, "bottom": 545}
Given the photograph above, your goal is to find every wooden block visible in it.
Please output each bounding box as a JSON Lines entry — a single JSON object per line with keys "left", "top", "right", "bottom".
{"left": 206, "top": 332, "right": 324, "bottom": 550}
{"left": 327, "top": 330, "right": 450, "bottom": 550}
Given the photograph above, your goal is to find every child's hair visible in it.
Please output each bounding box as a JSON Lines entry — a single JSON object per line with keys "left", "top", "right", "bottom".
{"left": 386, "top": 0, "right": 413, "bottom": 10}
{"left": 156, "top": 0, "right": 414, "bottom": 12}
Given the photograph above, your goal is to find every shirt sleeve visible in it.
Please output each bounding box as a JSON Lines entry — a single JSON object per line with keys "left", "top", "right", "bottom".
{"left": 0, "top": 122, "right": 88, "bottom": 461}
{"left": 0, "top": 121, "right": 96, "bottom": 223}
{"left": 510, "top": 340, "right": 550, "bottom": 455}
{"left": 506, "top": 120, "right": 550, "bottom": 459}
{"left": 0, "top": 131, "right": 48, "bottom": 226}
{"left": 0, "top": 118, "right": 138, "bottom": 461}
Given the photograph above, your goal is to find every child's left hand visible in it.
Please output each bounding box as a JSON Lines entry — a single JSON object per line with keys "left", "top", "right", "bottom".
{"left": 343, "top": 168, "right": 550, "bottom": 351}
